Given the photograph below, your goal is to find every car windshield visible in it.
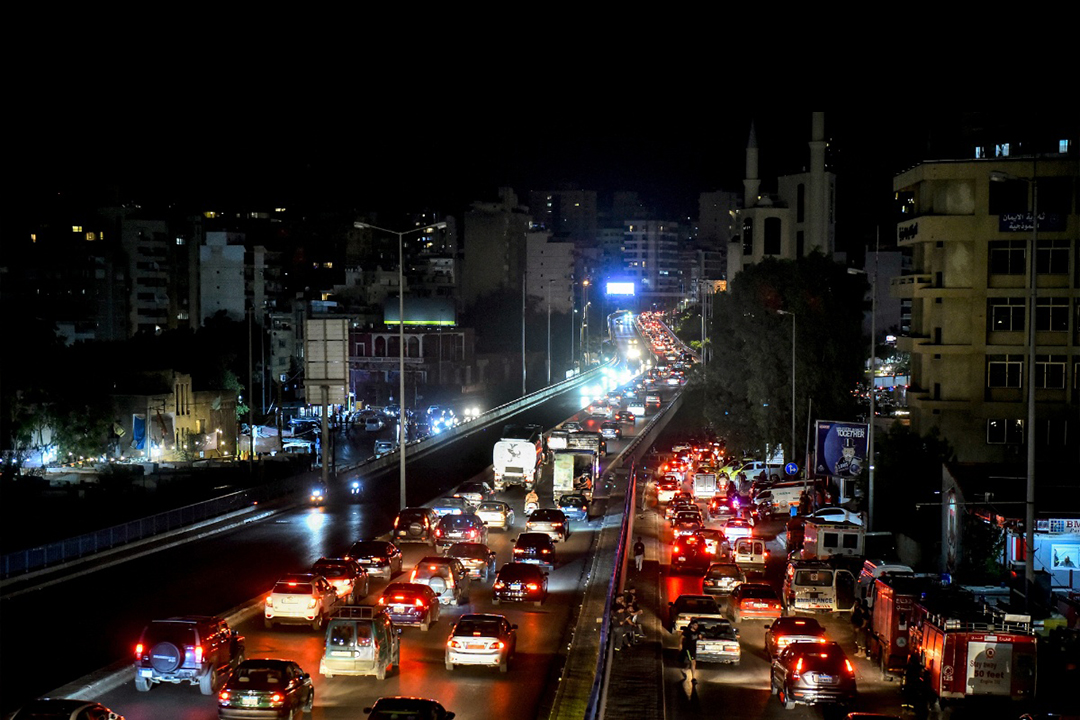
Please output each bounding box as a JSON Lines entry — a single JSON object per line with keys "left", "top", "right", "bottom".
{"left": 774, "top": 619, "right": 825, "bottom": 635}
{"left": 477, "top": 502, "right": 506, "bottom": 513}
{"left": 794, "top": 570, "right": 834, "bottom": 587}
{"left": 144, "top": 622, "right": 196, "bottom": 646}
{"left": 454, "top": 618, "right": 502, "bottom": 637}
{"left": 695, "top": 619, "right": 735, "bottom": 639}
{"left": 440, "top": 516, "right": 476, "bottom": 529}
{"left": 437, "top": 498, "right": 465, "bottom": 507}
{"left": 559, "top": 497, "right": 584, "bottom": 508}
{"left": 398, "top": 509, "right": 429, "bottom": 522}
{"left": 740, "top": 585, "right": 777, "bottom": 599}
{"left": 328, "top": 622, "right": 371, "bottom": 646}
{"left": 790, "top": 650, "right": 846, "bottom": 672}
{"left": 230, "top": 665, "right": 287, "bottom": 690}
{"left": 414, "top": 561, "right": 453, "bottom": 579}
{"left": 448, "top": 543, "right": 488, "bottom": 559}
{"left": 273, "top": 582, "right": 313, "bottom": 595}
{"left": 313, "top": 561, "right": 349, "bottom": 577}
{"left": 383, "top": 583, "right": 426, "bottom": 598}
{"left": 676, "top": 598, "right": 719, "bottom": 614}
{"left": 460, "top": 484, "right": 486, "bottom": 494}
{"left": 368, "top": 700, "right": 444, "bottom": 720}
{"left": 498, "top": 564, "right": 541, "bottom": 581}
{"left": 531, "top": 510, "right": 563, "bottom": 522}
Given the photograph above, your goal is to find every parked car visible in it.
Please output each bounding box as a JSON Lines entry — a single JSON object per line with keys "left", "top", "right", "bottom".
{"left": 363, "top": 697, "right": 455, "bottom": 720}
{"left": 347, "top": 540, "right": 404, "bottom": 580}
{"left": 492, "top": 563, "right": 549, "bottom": 606}
{"left": 445, "top": 613, "right": 517, "bottom": 672}
{"left": 377, "top": 583, "right": 441, "bottom": 630}
{"left": 513, "top": 532, "right": 556, "bottom": 569}
{"left": 311, "top": 557, "right": 370, "bottom": 605}
{"left": 445, "top": 542, "right": 498, "bottom": 581}
{"left": 392, "top": 507, "right": 440, "bottom": 545}
{"left": 217, "top": 659, "right": 314, "bottom": 718}
{"left": 409, "top": 556, "right": 471, "bottom": 605}
{"left": 525, "top": 508, "right": 570, "bottom": 542}
{"left": 319, "top": 606, "right": 399, "bottom": 679}
{"left": 771, "top": 641, "right": 857, "bottom": 710}
{"left": 264, "top": 573, "right": 339, "bottom": 630}
{"left": 434, "top": 514, "right": 488, "bottom": 550}
{"left": 475, "top": 501, "right": 515, "bottom": 531}
{"left": 134, "top": 615, "right": 245, "bottom": 695}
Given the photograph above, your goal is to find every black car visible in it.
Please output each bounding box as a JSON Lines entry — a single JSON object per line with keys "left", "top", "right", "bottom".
{"left": 434, "top": 514, "right": 488, "bottom": 549}
{"left": 134, "top": 615, "right": 244, "bottom": 695}
{"left": 10, "top": 699, "right": 125, "bottom": 720}
{"left": 492, "top": 563, "right": 549, "bottom": 607}
{"left": 771, "top": 641, "right": 857, "bottom": 710}
{"left": 364, "top": 697, "right": 455, "bottom": 720}
{"left": 392, "top": 507, "right": 440, "bottom": 545}
{"left": 347, "top": 540, "right": 404, "bottom": 581}
{"left": 217, "top": 659, "right": 314, "bottom": 719}
{"left": 670, "top": 533, "right": 712, "bottom": 575}
{"left": 377, "top": 582, "right": 440, "bottom": 631}
{"left": 513, "top": 532, "right": 556, "bottom": 569}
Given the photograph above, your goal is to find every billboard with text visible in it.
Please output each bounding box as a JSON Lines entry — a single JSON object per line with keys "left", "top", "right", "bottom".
{"left": 814, "top": 420, "right": 869, "bottom": 478}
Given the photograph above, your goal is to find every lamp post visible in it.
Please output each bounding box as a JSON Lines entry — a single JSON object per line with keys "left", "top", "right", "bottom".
{"left": 777, "top": 310, "right": 796, "bottom": 467}
{"left": 849, "top": 237, "right": 879, "bottom": 531}
{"left": 353, "top": 220, "right": 447, "bottom": 510}
{"left": 990, "top": 168, "right": 1038, "bottom": 608}
{"left": 583, "top": 279, "right": 591, "bottom": 366}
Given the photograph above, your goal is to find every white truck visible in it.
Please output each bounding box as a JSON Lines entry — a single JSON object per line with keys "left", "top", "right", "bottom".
{"left": 692, "top": 472, "right": 718, "bottom": 499}
{"left": 799, "top": 518, "right": 866, "bottom": 560}
{"left": 492, "top": 424, "right": 544, "bottom": 492}
{"left": 552, "top": 449, "right": 599, "bottom": 503}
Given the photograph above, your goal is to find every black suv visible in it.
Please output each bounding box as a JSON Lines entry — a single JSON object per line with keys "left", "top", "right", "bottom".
{"left": 393, "top": 507, "right": 440, "bottom": 545}
{"left": 771, "top": 640, "right": 857, "bottom": 710}
{"left": 134, "top": 615, "right": 244, "bottom": 695}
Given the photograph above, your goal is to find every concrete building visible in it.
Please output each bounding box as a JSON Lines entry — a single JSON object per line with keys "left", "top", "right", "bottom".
{"left": 728, "top": 113, "right": 836, "bottom": 278}
{"left": 526, "top": 231, "right": 574, "bottom": 314}
{"left": 200, "top": 231, "right": 247, "bottom": 323}
{"left": 621, "top": 219, "right": 682, "bottom": 297}
{"left": 461, "top": 188, "right": 532, "bottom": 308}
{"left": 890, "top": 155, "right": 1079, "bottom": 463}
{"left": 527, "top": 189, "right": 598, "bottom": 246}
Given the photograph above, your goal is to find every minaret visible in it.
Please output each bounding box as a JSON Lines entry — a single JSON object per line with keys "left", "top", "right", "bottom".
{"left": 743, "top": 122, "right": 760, "bottom": 209}
{"left": 808, "top": 111, "right": 828, "bottom": 254}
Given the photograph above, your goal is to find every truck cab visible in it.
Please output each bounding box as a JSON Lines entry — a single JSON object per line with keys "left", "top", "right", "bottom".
{"left": 782, "top": 560, "right": 856, "bottom": 614}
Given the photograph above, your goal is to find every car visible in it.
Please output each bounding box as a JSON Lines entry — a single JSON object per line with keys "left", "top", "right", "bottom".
{"left": 217, "top": 659, "right": 314, "bottom": 718}
{"left": 312, "top": 557, "right": 370, "bottom": 605}
{"left": 492, "top": 562, "right": 549, "bottom": 606}
{"left": 133, "top": 615, "right": 245, "bottom": 695}
{"left": 671, "top": 507, "right": 703, "bottom": 526}
{"left": 10, "top": 699, "right": 125, "bottom": 720}
{"left": 364, "top": 416, "right": 384, "bottom": 432}
{"left": 668, "top": 594, "right": 725, "bottom": 633}
{"left": 445, "top": 542, "right": 497, "bottom": 581}
{"left": 732, "top": 537, "right": 769, "bottom": 572}
{"left": 377, "top": 582, "right": 440, "bottom": 630}
{"left": 771, "top": 641, "right": 857, "bottom": 710}
{"left": 807, "top": 507, "right": 864, "bottom": 525}
{"left": 600, "top": 421, "right": 622, "bottom": 440}
{"left": 432, "top": 496, "right": 474, "bottom": 517}
{"left": 698, "top": 529, "right": 728, "bottom": 558}
{"left": 561, "top": 421, "right": 583, "bottom": 433}
{"left": 525, "top": 508, "right": 570, "bottom": 541}
{"left": 708, "top": 494, "right": 738, "bottom": 519}
{"left": 434, "top": 514, "right": 488, "bottom": 550}
{"left": 556, "top": 493, "right": 589, "bottom": 522}
{"left": 665, "top": 498, "right": 697, "bottom": 521}
{"left": 374, "top": 439, "right": 397, "bottom": 457}
{"left": 475, "top": 500, "right": 515, "bottom": 531}
{"left": 721, "top": 517, "right": 753, "bottom": 541}
{"left": 264, "top": 573, "right": 340, "bottom": 630}
{"left": 694, "top": 616, "right": 742, "bottom": 665}
{"left": 702, "top": 562, "right": 746, "bottom": 596}
{"left": 730, "top": 582, "right": 784, "bottom": 623}
{"left": 615, "top": 410, "right": 636, "bottom": 423}
{"left": 455, "top": 481, "right": 495, "bottom": 506}
{"left": 670, "top": 533, "right": 713, "bottom": 574}
{"left": 673, "top": 518, "right": 705, "bottom": 538}
{"left": 655, "top": 478, "right": 679, "bottom": 504}
{"left": 363, "top": 697, "right": 455, "bottom": 720}
{"left": 392, "top": 507, "right": 440, "bottom": 545}
{"left": 445, "top": 613, "right": 518, "bottom": 672}
{"left": 409, "top": 556, "right": 471, "bottom": 605}
{"left": 347, "top": 540, "right": 404, "bottom": 580}
{"left": 309, "top": 483, "right": 327, "bottom": 504}
{"left": 320, "top": 606, "right": 399, "bottom": 679}
{"left": 590, "top": 404, "right": 612, "bottom": 419}
{"left": 512, "top": 532, "right": 556, "bottom": 569}
{"left": 765, "top": 616, "right": 829, "bottom": 659}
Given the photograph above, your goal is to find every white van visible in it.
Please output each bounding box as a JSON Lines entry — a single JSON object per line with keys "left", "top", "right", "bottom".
{"left": 756, "top": 481, "right": 806, "bottom": 513}
{"left": 782, "top": 560, "right": 856, "bottom": 613}
{"left": 732, "top": 537, "right": 768, "bottom": 572}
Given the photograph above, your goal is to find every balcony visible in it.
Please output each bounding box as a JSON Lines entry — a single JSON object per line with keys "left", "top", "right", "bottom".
{"left": 896, "top": 215, "right": 976, "bottom": 247}
{"left": 890, "top": 274, "right": 933, "bottom": 299}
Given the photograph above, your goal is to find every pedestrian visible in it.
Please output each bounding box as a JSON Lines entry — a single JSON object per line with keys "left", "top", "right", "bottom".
{"left": 611, "top": 594, "right": 629, "bottom": 651}
{"left": 633, "top": 536, "right": 645, "bottom": 572}
{"left": 851, "top": 598, "right": 868, "bottom": 657}
{"left": 681, "top": 620, "right": 700, "bottom": 683}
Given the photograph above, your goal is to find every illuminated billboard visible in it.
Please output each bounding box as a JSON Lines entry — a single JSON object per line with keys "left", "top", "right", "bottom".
{"left": 384, "top": 297, "right": 456, "bottom": 326}
{"left": 606, "top": 282, "right": 635, "bottom": 296}
{"left": 813, "top": 420, "right": 869, "bottom": 478}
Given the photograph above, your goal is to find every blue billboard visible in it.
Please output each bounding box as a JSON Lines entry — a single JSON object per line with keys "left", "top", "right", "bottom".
{"left": 814, "top": 420, "right": 868, "bottom": 478}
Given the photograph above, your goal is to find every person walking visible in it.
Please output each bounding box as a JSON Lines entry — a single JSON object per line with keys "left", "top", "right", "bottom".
{"left": 680, "top": 620, "right": 700, "bottom": 683}
{"left": 633, "top": 536, "right": 645, "bottom": 572}
{"left": 851, "top": 598, "right": 869, "bottom": 657}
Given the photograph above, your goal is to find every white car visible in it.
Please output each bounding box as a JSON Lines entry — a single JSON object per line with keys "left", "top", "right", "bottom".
{"left": 476, "top": 501, "right": 515, "bottom": 531}
{"left": 721, "top": 518, "right": 754, "bottom": 542}
{"left": 264, "top": 573, "right": 339, "bottom": 630}
{"left": 445, "top": 613, "right": 517, "bottom": 672}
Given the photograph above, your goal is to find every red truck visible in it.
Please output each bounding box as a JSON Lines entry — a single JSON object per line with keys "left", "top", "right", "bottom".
{"left": 906, "top": 589, "right": 1037, "bottom": 714}
{"left": 868, "top": 575, "right": 937, "bottom": 680}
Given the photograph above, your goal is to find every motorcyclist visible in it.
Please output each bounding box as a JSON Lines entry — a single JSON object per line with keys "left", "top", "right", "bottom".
{"left": 524, "top": 489, "right": 539, "bottom": 515}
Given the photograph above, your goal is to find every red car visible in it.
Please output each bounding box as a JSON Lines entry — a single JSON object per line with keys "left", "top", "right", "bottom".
{"left": 730, "top": 582, "right": 783, "bottom": 623}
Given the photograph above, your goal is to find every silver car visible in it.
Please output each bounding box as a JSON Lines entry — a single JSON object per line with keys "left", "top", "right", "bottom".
{"left": 525, "top": 508, "right": 570, "bottom": 542}
{"left": 476, "top": 501, "right": 515, "bottom": 531}
{"left": 409, "top": 556, "right": 470, "bottom": 605}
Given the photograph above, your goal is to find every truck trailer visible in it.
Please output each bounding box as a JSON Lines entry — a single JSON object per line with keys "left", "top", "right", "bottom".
{"left": 492, "top": 424, "right": 544, "bottom": 492}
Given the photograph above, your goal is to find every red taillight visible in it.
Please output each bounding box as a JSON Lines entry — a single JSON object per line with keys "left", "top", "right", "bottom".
{"left": 467, "top": 530, "right": 476, "bottom": 538}
{"left": 794, "top": 657, "right": 803, "bottom": 678}
{"left": 414, "top": 599, "right": 425, "bottom": 608}
{"left": 135, "top": 643, "right": 143, "bottom": 659}
{"left": 436, "top": 529, "right": 443, "bottom": 537}
{"left": 845, "top": 659, "right": 855, "bottom": 674}
{"left": 526, "top": 583, "right": 539, "bottom": 590}
{"left": 270, "top": 693, "right": 284, "bottom": 705}
{"left": 541, "top": 548, "right": 551, "bottom": 554}
{"left": 496, "top": 640, "right": 505, "bottom": 649}
{"left": 194, "top": 645, "right": 203, "bottom": 664}
{"left": 377, "top": 597, "right": 386, "bottom": 605}
{"left": 265, "top": 595, "right": 273, "bottom": 606}
{"left": 219, "top": 690, "right": 230, "bottom": 701}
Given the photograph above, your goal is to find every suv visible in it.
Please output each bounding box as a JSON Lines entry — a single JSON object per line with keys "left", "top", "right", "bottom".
{"left": 392, "top": 507, "right": 440, "bottom": 545}
{"left": 264, "top": 573, "right": 339, "bottom": 630}
{"left": 771, "top": 641, "right": 857, "bottom": 710}
{"left": 134, "top": 615, "right": 244, "bottom": 695}
{"left": 525, "top": 508, "right": 570, "bottom": 542}
{"left": 434, "top": 514, "right": 488, "bottom": 550}
{"left": 312, "top": 557, "right": 370, "bottom": 605}
{"left": 409, "top": 556, "right": 470, "bottom": 605}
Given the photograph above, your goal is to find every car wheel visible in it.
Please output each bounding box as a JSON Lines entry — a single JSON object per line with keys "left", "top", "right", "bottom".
{"left": 733, "top": 610, "right": 741, "bottom": 623}
{"left": 492, "top": 597, "right": 501, "bottom": 605}
{"left": 199, "top": 669, "right": 214, "bottom": 696}
{"left": 420, "top": 618, "right": 430, "bottom": 632}
{"left": 445, "top": 660, "right": 454, "bottom": 671}
{"left": 303, "top": 688, "right": 314, "bottom": 713}
{"left": 770, "top": 678, "right": 778, "bottom": 696}
{"left": 780, "top": 687, "right": 795, "bottom": 710}
{"left": 135, "top": 675, "right": 152, "bottom": 692}
{"left": 499, "top": 657, "right": 509, "bottom": 673}
{"left": 534, "top": 598, "right": 543, "bottom": 607}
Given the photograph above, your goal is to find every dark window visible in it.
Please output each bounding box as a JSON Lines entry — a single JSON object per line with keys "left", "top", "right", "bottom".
{"left": 1036, "top": 298, "right": 1069, "bottom": 331}
{"left": 797, "top": 184, "right": 805, "bottom": 223}
{"left": 988, "top": 298, "right": 1025, "bottom": 332}
{"left": 987, "top": 355, "right": 1023, "bottom": 388}
{"left": 989, "top": 241, "right": 1027, "bottom": 275}
{"left": 989, "top": 179, "right": 1029, "bottom": 215}
{"left": 987, "top": 418, "right": 1024, "bottom": 444}
{"left": 1035, "top": 355, "right": 1067, "bottom": 389}
{"left": 1036, "top": 240, "right": 1070, "bottom": 274}
{"left": 764, "top": 217, "right": 782, "bottom": 255}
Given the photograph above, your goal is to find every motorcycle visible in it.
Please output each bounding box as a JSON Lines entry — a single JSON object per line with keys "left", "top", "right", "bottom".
{"left": 524, "top": 500, "right": 539, "bottom": 517}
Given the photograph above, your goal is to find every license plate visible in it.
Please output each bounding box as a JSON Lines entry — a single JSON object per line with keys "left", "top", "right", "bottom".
{"left": 509, "top": 583, "right": 522, "bottom": 590}
{"left": 817, "top": 674, "right": 835, "bottom": 683}
{"left": 358, "top": 558, "right": 371, "bottom": 563}
{"left": 393, "top": 604, "right": 406, "bottom": 612}
{"left": 467, "top": 643, "right": 485, "bottom": 650}
{"left": 241, "top": 696, "right": 259, "bottom": 707}
{"left": 140, "top": 669, "right": 153, "bottom": 677}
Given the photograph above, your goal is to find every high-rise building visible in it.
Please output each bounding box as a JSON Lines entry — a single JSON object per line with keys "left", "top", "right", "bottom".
{"left": 461, "top": 188, "right": 531, "bottom": 308}
{"left": 527, "top": 189, "right": 598, "bottom": 246}
{"left": 890, "top": 153, "right": 1079, "bottom": 462}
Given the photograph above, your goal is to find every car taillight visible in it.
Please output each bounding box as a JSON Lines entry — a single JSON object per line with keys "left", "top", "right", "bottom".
{"left": 307, "top": 598, "right": 317, "bottom": 609}
{"left": 414, "top": 599, "right": 426, "bottom": 608}
{"left": 135, "top": 643, "right": 144, "bottom": 659}
{"left": 269, "top": 693, "right": 284, "bottom": 705}
{"left": 541, "top": 548, "right": 551, "bottom": 554}
{"left": 552, "top": 522, "right": 563, "bottom": 527}
{"left": 265, "top": 595, "right": 273, "bottom": 607}
{"left": 526, "top": 583, "right": 539, "bottom": 590}
{"left": 219, "top": 690, "right": 230, "bottom": 701}
{"left": 410, "top": 569, "right": 418, "bottom": 581}
{"left": 496, "top": 640, "right": 505, "bottom": 649}
{"left": 845, "top": 659, "right": 855, "bottom": 674}
{"left": 493, "top": 580, "right": 505, "bottom": 589}
{"left": 194, "top": 645, "right": 203, "bottom": 664}
{"left": 793, "top": 657, "right": 803, "bottom": 679}
{"left": 435, "top": 529, "right": 442, "bottom": 537}
{"left": 377, "top": 597, "right": 386, "bottom": 605}
{"left": 467, "top": 530, "right": 476, "bottom": 538}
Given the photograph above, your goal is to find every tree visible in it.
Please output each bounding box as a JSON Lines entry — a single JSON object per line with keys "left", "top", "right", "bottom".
{"left": 692, "top": 254, "right": 868, "bottom": 459}
{"left": 874, "top": 424, "right": 954, "bottom": 544}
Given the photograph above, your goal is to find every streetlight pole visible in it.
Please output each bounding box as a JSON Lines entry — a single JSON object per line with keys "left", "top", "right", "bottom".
{"left": 546, "top": 280, "right": 552, "bottom": 385}
{"left": 778, "top": 310, "right": 796, "bottom": 466}
{"left": 354, "top": 220, "right": 447, "bottom": 510}
{"left": 583, "top": 279, "right": 590, "bottom": 366}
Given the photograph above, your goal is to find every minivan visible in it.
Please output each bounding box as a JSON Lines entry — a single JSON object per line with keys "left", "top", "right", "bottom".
{"left": 319, "top": 606, "right": 399, "bottom": 680}
{"left": 733, "top": 537, "right": 768, "bottom": 572}
{"left": 782, "top": 560, "right": 856, "bottom": 613}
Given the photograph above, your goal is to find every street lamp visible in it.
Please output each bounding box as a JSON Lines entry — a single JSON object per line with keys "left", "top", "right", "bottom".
{"left": 990, "top": 168, "right": 1039, "bottom": 608}
{"left": 777, "top": 309, "right": 796, "bottom": 469}
{"left": 354, "top": 220, "right": 447, "bottom": 510}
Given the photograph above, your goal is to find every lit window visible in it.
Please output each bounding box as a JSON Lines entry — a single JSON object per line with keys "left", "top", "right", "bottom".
{"left": 176, "top": 237, "right": 186, "bottom": 246}
{"left": 975, "top": 146, "right": 986, "bottom": 159}
{"left": 987, "top": 418, "right": 1024, "bottom": 444}
{"left": 995, "top": 143, "right": 1010, "bottom": 157}
{"left": 72, "top": 225, "right": 83, "bottom": 233}
{"left": 1060, "top": 139, "right": 1071, "bottom": 154}
{"left": 987, "top": 298, "right": 1024, "bottom": 332}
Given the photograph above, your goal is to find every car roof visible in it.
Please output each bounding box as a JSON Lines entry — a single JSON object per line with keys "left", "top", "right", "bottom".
{"left": 383, "top": 582, "right": 436, "bottom": 596}
{"left": 771, "top": 617, "right": 826, "bottom": 631}
{"left": 516, "top": 532, "right": 555, "bottom": 544}
{"left": 498, "top": 562, "right": 543, "bottom": 576}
